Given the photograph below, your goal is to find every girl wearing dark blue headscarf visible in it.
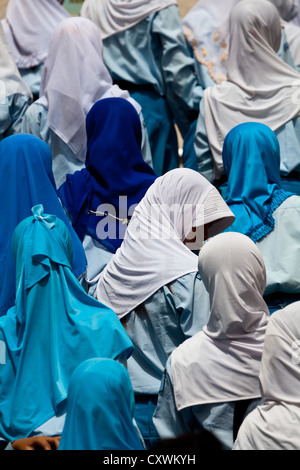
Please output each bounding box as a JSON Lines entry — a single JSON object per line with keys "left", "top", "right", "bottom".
{"left": 58, "top": 97, "right": 157, "bottom": 291}
{"left": 0, "top": 205, "right": 133, "bottom": 444}
{"left": 223, "top": 122, "right": 300, "bottom": 312}
{"left": 0, "top": 133, "right": 87, "bottom": 317}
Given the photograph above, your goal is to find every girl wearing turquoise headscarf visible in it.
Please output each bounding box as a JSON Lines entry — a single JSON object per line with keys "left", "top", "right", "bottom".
{"left": 59, "top": 358, "right": 144, "bottom": 450}
{"left": 0, "top": 205, "right": 133, "bottom": 444}
{"left": 223, "top": 122, "right": 300, "bottom": 312}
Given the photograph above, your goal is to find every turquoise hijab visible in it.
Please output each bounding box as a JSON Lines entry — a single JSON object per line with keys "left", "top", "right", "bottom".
{"left": 222, "top": 122, "right": 293, "bottom": 242}
{"left": 0, "top": 206, "right": 133, "bottom": 442}
{"left": 59, "top": 358, "right": 144, "bottom": 450}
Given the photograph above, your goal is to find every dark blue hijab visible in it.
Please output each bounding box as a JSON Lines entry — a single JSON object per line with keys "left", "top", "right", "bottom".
{"left": 58, "top": 97, "right": 157, "bottom": 253}
{"left": 223, "top": 122, "right": 293, "bottom": 242}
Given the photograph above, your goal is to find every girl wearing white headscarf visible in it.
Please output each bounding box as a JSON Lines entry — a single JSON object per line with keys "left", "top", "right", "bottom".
{"left": 0, "top": 23, "right": 32, "bottom": 140}
{"left": 153, "top": 232, "right": 270, "bottom": 450}
{"left": 81, "top": 0, "right": 203, "bottom": 176}
{"left": 96, "top": 168, "right": 235, "bottom": 448}
{"left": 194, "top": 0, "right": 300, "bottom": 190}
{"left": 21, "top": 17, "right": 152, "bottom": 188}
{"left": 233, "top": 302, "right": 300, "bottom": 450}
{"left": 1, "top": 0, "right": 70, "bottom": 98}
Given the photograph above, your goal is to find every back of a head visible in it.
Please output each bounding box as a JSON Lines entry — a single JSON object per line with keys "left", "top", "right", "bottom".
{"left": 222, "top": 122, "right": 281, "bottom": 183}
{"left": 229, "top": 0, "right": 282, "bottom": 53}
{"left": 259, "top": 302, "right": 300, "bottom": 403}
{"left": 58, "top": 358, "right": 143, "bottom": 450}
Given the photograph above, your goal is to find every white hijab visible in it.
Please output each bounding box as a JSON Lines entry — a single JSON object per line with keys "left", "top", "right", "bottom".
{"left": 0, "top": 23, "right": 32, "bottom": 100}
{"left": 203, "top": 0, "right": 300, "bottom": 180}
{"left": 37, "top": 17, "right": 133, "bottom": 163}
{"left": 171, "top": 232, "right": 270, "bottom": 410}
{"left": 96, "top": 168, "right": 235, "bottom": 319}
{"left": 80, "top": 0, "right": 178, "bottom": 39}
{"left": 1, "top": 0, "right": 70, "bottom": 69}
{"left": 182, "top": 0, "right": 240, "bottom": 85}
{"left": 234, "top": 302, "right": 300, "bottom": 450}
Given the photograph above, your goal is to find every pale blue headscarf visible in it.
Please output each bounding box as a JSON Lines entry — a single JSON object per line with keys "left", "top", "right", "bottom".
{"left": 59, "top": 358, "right": 144, "bottom": 450}
{"left": 0, "top": 206, "right": 133, "bottom": 442}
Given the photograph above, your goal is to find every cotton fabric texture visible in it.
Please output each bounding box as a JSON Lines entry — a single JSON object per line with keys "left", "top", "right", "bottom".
{"left": 203, "top": 0, "right": 300, "bottom": 180}
{"left": 80, "top": 0, "right": 177, "bottom": 39}
{"left": 171, "top": 232, "right": 270, "bottom": 410}
{"left": 0, "top": 23, "right": 32, "bottom": 100}
{"left": 222, "top": 122, "right": 293, "bottom": 242}
{"left": 36, "top": 17, "right": 134, "bottom": 163}
{"left": 96, "top": 168, "right": 235, "bottom": 319}
{"left": 0, "top": 206, "right": 133, "bottom": 442}
{"left": 58, "top": 359, "right": 143, "bottom": 450}
{"left": 58, "top": 97, "right": 157, "bottom": 254}
{"left": 182, "top": 0, "right": 240, "bottom": 86}
{"left": 234, "top": 302, "right": 300, "bottom": 450}
{"left": 0, "top": 133, "right": 87, "bottom": 317}
{"left": 1, "top": 0, "right": 70, "bottom": 69}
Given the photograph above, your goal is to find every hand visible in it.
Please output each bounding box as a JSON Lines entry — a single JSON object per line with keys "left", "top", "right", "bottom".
{"left": 11, "top": 435, "right": 61, "bottom": 450}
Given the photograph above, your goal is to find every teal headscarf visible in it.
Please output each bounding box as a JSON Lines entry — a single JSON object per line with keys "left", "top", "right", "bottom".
{"left": 0, "top": 205, "right": 133, "bottom": 442}
{"left": 59, "top": 358, "right": 144, "bottom": 450}
{"left": 223, "top": 122, "right": 294, "bottom": 242}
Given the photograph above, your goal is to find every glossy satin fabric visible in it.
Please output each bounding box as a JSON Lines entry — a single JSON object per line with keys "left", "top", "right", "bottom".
{"left": 171, "top": 232, "right": 269, "bottom": 409}
{"left": 222, "top": 122, "right": 293, "bottom": 242}
{"left": 59, "top": 359, "right": 144, "bottom": 450}
{"left": 0, "top": 133, "right": 87, "bottom": 317}
{"left": 0, "top": 206, "right": 133, "bottom": 442}
{"left": 58, "top": 97, "right": 157, "bottom": 253}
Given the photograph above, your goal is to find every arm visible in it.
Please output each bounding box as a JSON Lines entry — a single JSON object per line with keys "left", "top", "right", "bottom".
{"left": 171, "top": 272, "right": 211, "bottom": 340}
{"left": 0, "top": 93, "right": 31, "bottom": 139}
{"left": 152, "top": 5, "right": 203, "bottom": 137}
{"left": 153, "top": 358, "right": 195, "bottom": 439}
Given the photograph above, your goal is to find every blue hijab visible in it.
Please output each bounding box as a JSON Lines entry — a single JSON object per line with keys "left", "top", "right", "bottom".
{"left": 58, "top": 97, "right": 157, "bottom": 253}
{"left": 59, "top": 358, "right": 144, "bottom": 451}
{"left": 0, "top": 133, "right": 87, "bottom": 317}
{"left": 0, "top": 206, "right": 133, "bottom": 442}
{"left": 222, "top": 122, "right": 294, "bottom": 242}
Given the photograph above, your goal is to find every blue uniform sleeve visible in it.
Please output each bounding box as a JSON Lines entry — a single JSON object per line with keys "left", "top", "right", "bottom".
{"left": 194, "top": 100, "right": 215, "bottom": 182}
{"left": 0, "top": 93, "right": 31, "bottom": 140}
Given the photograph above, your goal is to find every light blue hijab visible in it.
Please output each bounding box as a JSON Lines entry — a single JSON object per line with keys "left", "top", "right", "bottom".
{"left": 0, "top": 133, "right": 87, "bottom": 317}
{"left": 223, "top": 122, "right": 294, "bottom": 242}
{"left": 59, "top": 358, "right": 144, "bottom": 450}
{"left": 0, "top": 206, "right": 133, "bottom": 442}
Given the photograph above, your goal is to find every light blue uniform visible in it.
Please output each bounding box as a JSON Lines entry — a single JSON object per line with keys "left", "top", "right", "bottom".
{"left": 153, "top": 356, "right": 261, "bottom": 450}
{"left": 21, "top": 102, "right": 153, "bottom": 189}
{"left": 120, "top": 271, "right": 211, "bottom": 448}
{"left": 102, "top": 5, "right": 203, "bottom": 174}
